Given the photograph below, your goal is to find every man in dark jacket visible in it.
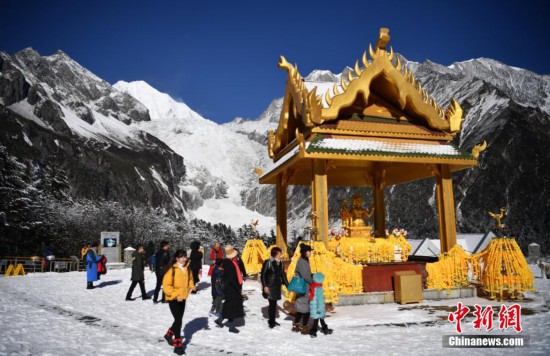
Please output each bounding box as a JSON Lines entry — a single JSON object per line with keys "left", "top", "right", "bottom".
{"left": 145, "top": 241, "right": 155, "bottom": 272}
{"left": 126, "top": 245, "right": 150, "bottom": 301}
{"left": 261, "top": 247, "right": 289, "bottom": 328}
{"left": 153, "top": 241, "right": 171, "bottom": 303}
{"left": 189, "top": 240, "right": 203, "bottom": 290}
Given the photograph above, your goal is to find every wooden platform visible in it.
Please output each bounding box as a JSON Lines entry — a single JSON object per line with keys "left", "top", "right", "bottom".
{"left": 334, "top": 286, "right": 477, "bottom": 306}
{"left": 362, "top": 261, "right": 427, "bottom": 292}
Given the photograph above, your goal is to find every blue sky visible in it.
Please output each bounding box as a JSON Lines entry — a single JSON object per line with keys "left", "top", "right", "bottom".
{"left": 1, "top": 0, "right": 548, "bottom": 123}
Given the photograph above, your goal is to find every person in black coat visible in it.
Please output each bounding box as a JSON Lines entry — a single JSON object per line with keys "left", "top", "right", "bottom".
{"left": 209, "top": 258, "right": 224, "bottom": 317}
{"left": 145, "top": 241, "right": 155, "bottom": 272}
{"left": 261, "top": 247, "right": 289, "bottom": 328}
{"left": 154, "top": 241, "right": 171, "bottom": 303}
{"left": 126, "top": 245, "right": 150, "bottom": 300}
{"left": 214, "top": 245, "right": 244, "bottom": 333}
{"left": 189, "top": 240, "right": 203, "bottom": 290}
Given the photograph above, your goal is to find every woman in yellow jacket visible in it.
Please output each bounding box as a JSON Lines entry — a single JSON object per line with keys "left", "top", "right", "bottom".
{"left": 162, "top": 249, "right": 196, "bottom": 355}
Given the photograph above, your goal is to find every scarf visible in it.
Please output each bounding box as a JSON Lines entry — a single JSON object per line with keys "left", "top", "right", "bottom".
{"left": 211, "top": 248, "right": 223, "bottom": 261}
{"left": 231, "top": 259, "right": 243, "bottom": 285}
{"left": 309, "top": 282, "right": 323, "bottom": 302}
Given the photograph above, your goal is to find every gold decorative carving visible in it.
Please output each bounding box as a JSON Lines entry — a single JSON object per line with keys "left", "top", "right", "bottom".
{"left": 472, "top": 140, "right": 487, "bottom": 158}
{"left": 445, "top": 98, "right": 463, "bottom": 134}
{"left": 270, "top": 28, "right": 468, "bottom": 157}
{"left": 488, "top": 207, "right": 507, "bottom": 230}
{"left": 295, "top": 128, "right": 306, "bottom": 154}
{"left": 253, "top": 167, "right": 263, "bottom": 177}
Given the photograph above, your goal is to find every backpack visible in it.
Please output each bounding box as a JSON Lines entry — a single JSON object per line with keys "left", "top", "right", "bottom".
{"left": 97, "top": 256, "right": 108, "bottom": 275}
{"left": 213, "top": 266, "right": 225, "bottom": 295}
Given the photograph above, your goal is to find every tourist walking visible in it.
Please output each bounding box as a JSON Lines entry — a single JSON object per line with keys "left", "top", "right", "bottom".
{"left": 260, "top": 247, "right": 289, "bottom": 328}
{"left": 293, "top": 243, "right": 314, "bottom": 334}
{"left": 308, "top": 272, "right": 333, "bottom": 337}
{"left": 162, "top": 249, "right": 196, "bottom": 355}
{"left": 125, "top": 245, "right": 150, "bottom": 301}
{"left": 85, "top": 242, "right": 102, "bottom": 289}
{"left": 214, "top": 245, "right": 245, "bottom": 333}
{"left": 207, "top": 241, "right": 223, "bottom": 276}
{"left": 154, "top": 241, "right": 171, "bottom": 303}
{"left": 145, "top": 241, "right": 155, "bottom": 272}
{"left": 80, "top": 242, "right": 90, "bottom": 266}
{"left": 189, "top": 240, "right": 203, "bottom": 289}
{"left": 209, "top": 258, "right": 224, "bottom": 317}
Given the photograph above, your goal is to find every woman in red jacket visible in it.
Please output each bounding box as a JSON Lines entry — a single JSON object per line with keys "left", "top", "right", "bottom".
{"left": 208, "top": 241, "right": 223, "bottom": 276}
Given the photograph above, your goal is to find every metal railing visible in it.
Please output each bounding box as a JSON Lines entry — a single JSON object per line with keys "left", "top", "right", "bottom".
{"left": 0, "top": 256, "right": 84, "bottom": 274}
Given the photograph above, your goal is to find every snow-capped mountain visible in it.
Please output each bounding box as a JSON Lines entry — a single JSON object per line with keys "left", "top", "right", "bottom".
{"left": 0, "top": 47, "right": 188, "bottom": 211}
{"left": 223, "top": 98, "right": 282, "bottom": 145}
{"left": 0, "top": 48, "right": 195, "bottom": 255}
{"left": 2, "top": 46, "right": 549, "bottom": 254}
{"left": 226, "top": 56, "right": 550, "bottom": 251}
{"left": 113, "top": 80, "right": 275, "bottom": 232}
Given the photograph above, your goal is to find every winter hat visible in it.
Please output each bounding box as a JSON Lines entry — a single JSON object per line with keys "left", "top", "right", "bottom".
{"left": 299, "top": 243, "right": 313, "bottom": 253}
{"left": 313, "top": 272, "right": 325, "bottom": 283}
{"left": 225, "top": 245, "right": 238, "bottom": 259}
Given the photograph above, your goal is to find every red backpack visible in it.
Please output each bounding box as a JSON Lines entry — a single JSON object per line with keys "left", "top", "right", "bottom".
{"left": 97, "top": 256, "right": 108, "bottom": 275}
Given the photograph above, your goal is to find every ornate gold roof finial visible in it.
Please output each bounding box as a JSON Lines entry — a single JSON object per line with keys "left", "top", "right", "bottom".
{"left": 376, "top": 27, "right": 391, "bottom": 50}
{"left": 472, "top": 140, "right": 487, "bottom": 158}
{"left": 445, "top": 98, "right": 464, "bottom": 133}
{"left": 251, "top": 219, "right": 259, "bottom": 233}
{"left": 253, "top": 167, "right": 263, "bottom": 177}
{"left": 488, "top": 207, "right": 507, "bottom": 230}
{"left": 278, "top": 55, "right": 292, "bottom": 72}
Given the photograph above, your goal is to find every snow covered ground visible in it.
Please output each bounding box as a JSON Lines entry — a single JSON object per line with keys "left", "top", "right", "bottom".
{"left": 0, "top": 266, "right": 548, "bottom": 355}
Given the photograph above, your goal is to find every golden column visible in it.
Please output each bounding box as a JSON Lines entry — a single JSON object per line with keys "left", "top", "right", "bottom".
{"left": 275, "top": 174, "right": 288, "bottom": 255}
{"left": 435, "top": 164, "right": 458, "bottom": 253}
{"left": 311, "top": 159, "right": 329, "bottom": 246}
{"left": 373, "top": 166, "right": 386, "bottom": 237}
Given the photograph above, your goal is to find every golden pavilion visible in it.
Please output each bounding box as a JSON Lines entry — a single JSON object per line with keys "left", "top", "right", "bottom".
{"left": 258, "top": 28, "right": 486, "bottom": 255}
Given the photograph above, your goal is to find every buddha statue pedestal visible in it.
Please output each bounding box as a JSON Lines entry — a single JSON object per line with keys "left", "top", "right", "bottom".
{"left": 345, "top": 225, "right": 373, "bottom": 238}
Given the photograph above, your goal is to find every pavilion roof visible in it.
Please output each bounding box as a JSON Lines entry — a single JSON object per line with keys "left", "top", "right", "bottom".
{"left": 314, "top": 114, "right": 452, "bottom": 141}
{"left": 307, "top": 135, "right": 473, "bottom": 160}
{"left": 267, "top": 28, "right": 465, "bottom": 160}
{"left": 258, "top": 27, "right": 486, "bottom": 188}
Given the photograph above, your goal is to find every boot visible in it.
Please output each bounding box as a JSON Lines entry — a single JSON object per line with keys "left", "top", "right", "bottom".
{"left": 309, "top": 329, "right": 317, "bottom": 338}
{"left": 301, "top": 325, "right": 310, "bottom": 335}
{"left": 228, "top": 319, "right": 239, "bottom": 333}
{"left": 173, "top": 338, "right": 185, "bottom": 355}
{"left": 321, "top": 326, "right": 333, "bottom": 335}
{"left": 292, "top": 323, "right": 301, "bottom": 332}
{"left": 164, "top": 328, "right": 174, "bottom": 346}
{"left": 87, "top": 282, "right": 94, "bottom": 290}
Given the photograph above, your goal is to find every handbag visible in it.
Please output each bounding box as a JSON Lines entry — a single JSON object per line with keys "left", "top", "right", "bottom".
{"left": 288, "top": 276, "right": 307, "bottom": 294}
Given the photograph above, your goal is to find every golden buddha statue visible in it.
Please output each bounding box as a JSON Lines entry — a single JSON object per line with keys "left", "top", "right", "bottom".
{"left": 341, "top": 194, "right": 374, "bottom": 238}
